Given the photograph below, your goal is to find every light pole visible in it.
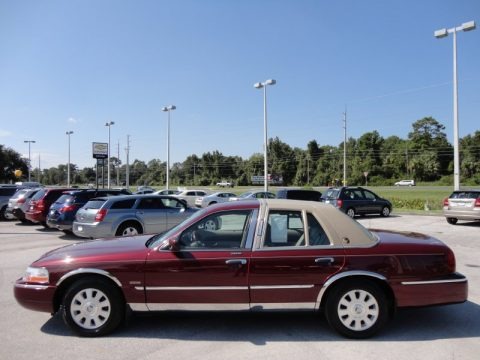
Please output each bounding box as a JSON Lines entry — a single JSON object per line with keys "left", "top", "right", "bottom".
{"left": 105, "top": 121, "right": 115, "bottom": 189}
{"left": 434, "top": 20, "right": 476, "bottom": 190}
{"left": 24, "top": 140, "right": 36, "bottom": 181}
{"left": 254, "top": 79, "right": 276, "bottom": 192}
{"left": 162, "top": 105, "right": 176, "bottom": 190}
{"left": 66, "top": 131, "right": 73, "bottom": 187}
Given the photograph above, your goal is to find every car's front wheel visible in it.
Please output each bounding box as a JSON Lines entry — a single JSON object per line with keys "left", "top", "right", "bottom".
{"left": 325, "top": 280, "right": 389, "bottom": 339}
{"left": 62, "top": 277, "right": 125, "bottom": 337}
{"left": 446, "top": 217, "right": 458, "bottom": 225}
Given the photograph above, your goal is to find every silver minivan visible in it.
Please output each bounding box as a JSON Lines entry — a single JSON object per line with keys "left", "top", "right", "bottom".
{"left": 72, "top": 194, "right": 199, "bottom": 238}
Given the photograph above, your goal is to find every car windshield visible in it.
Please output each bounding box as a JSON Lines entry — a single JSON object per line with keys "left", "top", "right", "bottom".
{"left": 321, "top": 189, "right": 339, "bottom": 199}
{"left": 30, "top": 189, "right": 46, "bottom": 200}
{"left": 147, "top": 207, "right": 209, "bottom": 249}
{"left": 450, "top": 191, "right": 480, "bottom": 199}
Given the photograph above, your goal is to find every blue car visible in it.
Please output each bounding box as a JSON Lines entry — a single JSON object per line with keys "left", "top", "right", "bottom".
{"left": 46, "top": 188, "right": 131, "bottom": 233}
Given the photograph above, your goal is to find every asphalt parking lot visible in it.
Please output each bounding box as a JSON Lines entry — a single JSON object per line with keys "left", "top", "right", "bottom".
{"left": 1, "top": 215, "right": 479, "bottom": 360}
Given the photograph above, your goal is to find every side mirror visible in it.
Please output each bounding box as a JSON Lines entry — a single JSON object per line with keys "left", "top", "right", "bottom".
{"left": 168, "top": 238, "right": 180, "bottom": 251}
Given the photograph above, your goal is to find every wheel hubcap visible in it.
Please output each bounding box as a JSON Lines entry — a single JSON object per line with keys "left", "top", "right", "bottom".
{"left": 70, "top": 288, "right": 111, "bottom": 329}
{"left": 123, "top": 227, "right": 139, "bottom": 236}
{"left": 337, "top": 289, "right": 379, "bottom": 331}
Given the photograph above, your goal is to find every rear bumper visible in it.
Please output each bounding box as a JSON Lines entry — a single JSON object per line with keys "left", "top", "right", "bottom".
{"left": 443, "top": 208, "right": 480, "bottom": 221}
{"left": 25, "top": 210, "right": 45, "bottom": 224}
{"left": 72, "top": 222, "right": 109, "bottom": 239}
{"left": 394, "top": 272, "right": 468, "bottom": 307}
{"left": 46, "top": 218, "right": 73, "bottom": 231}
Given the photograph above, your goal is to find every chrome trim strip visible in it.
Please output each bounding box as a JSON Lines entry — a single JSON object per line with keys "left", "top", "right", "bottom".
{"left": 145, "top": 303, "right": 249, "bottom": 311}
{"left": 401, "top": 278, "right": 468, "bottom": 285}
{"left": 144, "top": 286, "right": 249, "bottom": 291}
{"left": 128, "top": 303, "right": 149, "bottom": 311}
{"left": 250, "top": 285, "right": 314, "bottom": 290}
{"left": 250, "top": 302, "right": 314, "bottom": 310}
{"left": 315, "top": 270, "right": 387, "bottom": 309}
{"left": 56, "top": 268, "right": 123, "bottom": 287}
{"left": 15, "top": 283, "right": 49, "bottom": 290}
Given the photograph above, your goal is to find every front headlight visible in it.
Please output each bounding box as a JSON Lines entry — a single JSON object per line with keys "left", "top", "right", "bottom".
{"left": 23, "top": 267, "right": 49, "bottom": 284}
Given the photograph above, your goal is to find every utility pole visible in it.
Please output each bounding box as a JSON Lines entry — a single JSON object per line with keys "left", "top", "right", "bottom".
{"left": 125, "top": 135, "right": 130, "bottom": 190}
{"left": 342, "top": 108, "right": 347, "bottom": 186}
{"left": 117, "top": 141, "right": 120, "bottom": 187}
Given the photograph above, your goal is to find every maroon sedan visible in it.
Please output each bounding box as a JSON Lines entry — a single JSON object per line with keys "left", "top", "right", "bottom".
{"left": 14, "top": 199, "right": 467, "bottom": 338}
{"left": 25, "top": 187, "right": 74, "bottom": 227}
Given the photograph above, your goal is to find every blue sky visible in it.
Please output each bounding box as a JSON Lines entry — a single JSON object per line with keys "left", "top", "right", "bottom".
{"left": 1, "top": 0, "right": 479, "bottom": 169}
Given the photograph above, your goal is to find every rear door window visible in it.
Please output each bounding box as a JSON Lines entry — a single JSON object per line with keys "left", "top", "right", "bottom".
{"left": 110, "top": 198, "right": 136, "bottom": 209}
{"left": 83, "top": 199, "right": 107, "bottom": 210}
{"left": 138, "top": 197, "right": 165, "bottom": 209}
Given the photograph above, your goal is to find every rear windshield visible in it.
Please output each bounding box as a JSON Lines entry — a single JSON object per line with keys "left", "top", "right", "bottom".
{"left": 321, "top": 189, "right": 339, "bottom": 199}
{"left": 450, "top": 191, "right": 480, "bottom": 199}
{"left": 31, "top": 189, "right": 46, "bottom": 200}
{"left": 83, "top": 199, "right": 107, "bottom": 210}
{"left": 55, "top": 194, "right": 74, "bottom": 204}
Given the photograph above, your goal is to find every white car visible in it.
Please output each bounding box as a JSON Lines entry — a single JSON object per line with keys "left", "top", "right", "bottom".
{"left": 195, "top": 192, "right": 238, "bottom": 208}
{"left": 394, "top": 180, "right": 415, "bottom": 186}
{"left": 173, "top": 189, "right": 210, "bottom": 207}
{"left": 216, "top": 181, "right": 233, "bottom": 187}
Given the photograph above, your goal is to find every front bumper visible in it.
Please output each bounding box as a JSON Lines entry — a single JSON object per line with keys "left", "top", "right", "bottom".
{"left": 14, "top": 281, "right": 56, "bottom": 313}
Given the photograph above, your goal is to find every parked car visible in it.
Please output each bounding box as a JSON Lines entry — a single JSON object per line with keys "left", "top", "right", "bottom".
{"left": 5, "top": 188, "right": 38, "bottom": 221}
{"left": 321, "top": 186, "right": 392, "bottom": 218}
{"left": 394, "top": 179, "right": 416, "bottom": 186}
{"left": 443, "top": 189, "right": 480, "bottom": 225}
{"left": 195, "top": 191, "right": 237, "bottom": 207}
{"left": 229, "top": 190, "right": 276, "bottom": 201}
{"left": 72, "top": 194, "right": 199, "bottom": 239}
{"left": 172, "top": 189, "right": 209, "bottom": 207}
{"left": 15, "top": 199, "right": 467, "bottom": 338}
{"left": 153, "top": 189, "right": 180, "bottom": 196}
{"left": 276, "top": 188, "right": 322, "bottom": 201}
{"left": 46, "top": 188, "right": 132, "bottom": 233}
{"left": 0, "top": 185, "right": 22, "bottom": 220}
{"left": 10, "top": 188, "right": 42, "bottom": 223}
{"left": 216, "top": 181, "right": 234, "bottom": 187}
{"left": 25, "top": 188, "right": 75, "bottom": 227}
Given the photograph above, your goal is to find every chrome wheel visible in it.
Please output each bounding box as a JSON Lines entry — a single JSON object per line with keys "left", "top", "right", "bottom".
{"left": 381, "top": 206, "right": 390, "bottom": 217}
{"left": 337, "top": 289, "right": 379, "bottom": 332}
{"left": 122, "top": 226, "right": 139, "bottom": 236}
{"left": 204, "top": 219, "right": 218, "bottom": 230}
{"left": 70, "top": 288, "right": 111, "bottom": 330}
{"left": 346, "top": 208, "right": 355, "bottom": 218}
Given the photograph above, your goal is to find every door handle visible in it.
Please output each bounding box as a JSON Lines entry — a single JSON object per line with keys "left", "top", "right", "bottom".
{"left": 225, "top": 259, "right": 247, "bottom": 266}
{"left": 315, "top": 257, "right": 334, "bottom": 265}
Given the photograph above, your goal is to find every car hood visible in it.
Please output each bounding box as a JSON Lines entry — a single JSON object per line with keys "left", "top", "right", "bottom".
{"left": 33, "top": 234, "right": 152, "bottom": 266}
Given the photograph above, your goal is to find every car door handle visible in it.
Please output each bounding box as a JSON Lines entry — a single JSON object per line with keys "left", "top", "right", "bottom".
{"left": 315, "top": 257, "right": 334, "bottom": 265}
{"left": 225, "top": 259, "right": 247, "bottom": 266}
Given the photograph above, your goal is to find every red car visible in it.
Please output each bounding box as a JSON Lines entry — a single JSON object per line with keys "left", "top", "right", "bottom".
{"left": 14, "top": 199, "right": 467, "bottom": 338}
{"left": 24, "top": 188, "right": 74, "bottom": 227}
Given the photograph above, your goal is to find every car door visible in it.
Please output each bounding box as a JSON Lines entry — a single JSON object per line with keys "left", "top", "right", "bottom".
{"left": 143, "top": 209, "right": 256, "bottom": 310}
{"left": 249, "top": 210, "right": 345, "bottom": 309}
{"left": 161, "top": 197, "right": 191, "bottom": 229}
{"left": 136, "top": 197, "right": 167, "bottom": 233}
{"left": 362, "top": 189, "right": 381, "bottom": 213}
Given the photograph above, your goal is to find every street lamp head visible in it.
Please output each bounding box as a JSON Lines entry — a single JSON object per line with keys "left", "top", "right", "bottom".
{"left": 66, "top": 131, "right": 73, "bottom": 135}
{"left": 105, "top": 121, "right": 114, "bottom": 126}
{"left": 24, "top": 140, "right": 36, "bottom": 144}
{"left": 265, "top": 79, "right": 276, "bottom": 86}
{"left": 162, "top": 105, "right": 176, "bottom": 112}
{"left": 462, "top": 21, "right": 476, "bottom": 32}
{"left": 434, "top": 28, "right": 448, "bottom": 38}
{"left": 254, "top": 82, "right": 263, "bottom": 89}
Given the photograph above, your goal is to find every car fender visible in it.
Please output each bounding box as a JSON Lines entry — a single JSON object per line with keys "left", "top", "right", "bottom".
{"left": 111, "top": 214, "right": 145, "bottom": 234}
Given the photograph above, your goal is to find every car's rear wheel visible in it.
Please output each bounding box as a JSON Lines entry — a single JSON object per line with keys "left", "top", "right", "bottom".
{"left": 325, "top": 280, "right": 389, "bottom": 339}
{"left": 116, "top": 222, "right": 142, "bottom": 236}
{"left": 381, "top": 206, "right": 390, "bottom": 217}
{"left": 346, "top": 208, "right": 356, "bottom": 218}
{"left": 0, "top": 206, "right": 7, "bottom": 221}
{"left": 446, "top": 217, "right": 458, "bottom": 225}
{"left": 62, "top": 277, "right": 124, "bottom": 337}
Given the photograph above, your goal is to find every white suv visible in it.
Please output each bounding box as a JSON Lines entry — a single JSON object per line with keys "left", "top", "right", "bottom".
{"left": 394, "top": 179, "right": 415, "bottom": 186}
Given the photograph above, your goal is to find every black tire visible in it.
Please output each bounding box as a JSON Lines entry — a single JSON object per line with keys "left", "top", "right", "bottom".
{"left": 380, "top": 206, "right": 391, "bottom": 217}
{"left": 0, "top": 206, "right": 7, "bottom": 221}
{"left": 325, "top": 280, "right": 389, "bottom": 339}
{"left": 62, "top": 277, "right": 125, "bottom": 337}
{"left": 115, "top": 222, "right": 142, "bottom": 237}
{"left": 41, "top": 221, "right": 50, "bottom": 228}
{"left": 346, "top": 208, "right": 356, "bottom": 218}
{"left": 446, "top": 217, "right": 458, "bottom": 225}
